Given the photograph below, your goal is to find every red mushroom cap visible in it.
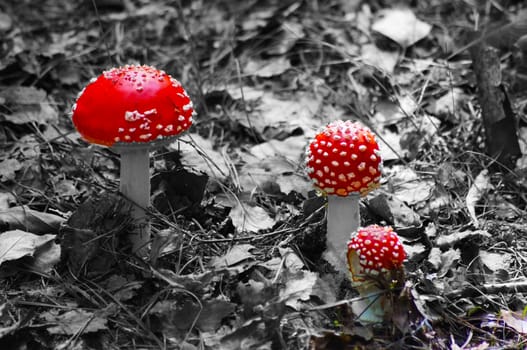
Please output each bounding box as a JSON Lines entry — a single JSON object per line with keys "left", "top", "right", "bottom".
{"left": 305, "top": 120, "right": 382, "bottom": 197}
{"left": 71, "top": 65, "right": 195, "bottom": 148}
{"left": 347, "top": 225, "right": 406, "bottom": 281}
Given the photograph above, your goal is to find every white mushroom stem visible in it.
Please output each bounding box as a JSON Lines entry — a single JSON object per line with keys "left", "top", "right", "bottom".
{"left": 351, "top": 282, "right": 387, "bottom": 323}
{"left": 323, "top": 193, "right": 360, "bottom": 273}
{"left": 119, "top": 147, "right": 150, "bottom": 256}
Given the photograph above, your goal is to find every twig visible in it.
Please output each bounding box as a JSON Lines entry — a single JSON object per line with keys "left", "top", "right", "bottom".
{"left": 445, "top": 280, "right": 527, "bottom": 299}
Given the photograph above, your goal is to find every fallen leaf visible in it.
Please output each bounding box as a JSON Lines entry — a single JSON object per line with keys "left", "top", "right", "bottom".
{"left": 238, "top": 135, "right": 312, "bottom": 195}
{"left": 372, "top": 8, "right": 432, "bottom": 48}
{"left": 150, "top": 297, "right": 235, "bottom": 334}
{"left": 229, "top": 202, "right": 275, "bottom": 233}
{"left": 361, "top": 43, "right": 400, "bottom": 74}
{"left": 0, "top": 11, "right": 13, "bottom": 32}
{"left": 176, "top": 133, "right": 230, "bottom": 183}
{"left": 0, "top": 86, "right": 58, "bottom": 125}
{"left": 244, "top": 57, "right": 292, "bottom": 78}
{"left": 0, "top": 192, "right": 15, "bottom": 210}
{"left": 279, "top": 270, "right": 318, "bottom": 310}
{"left": 466, "top": 170, "right": 493, "bottom": 227}
{"left": 0, "top": 159, "right": 23, "bottom": 181}
{"left": 0, "top": 206, "right": 66, "bottom": 234}
{"left": 29, "top": 239, "right": 61, "bottom": 273}
{"left": 501, "top": 310, "right": 527, "bottom": 334}
{"left": 479, "top": 250, "right": 513, "bottom": 272}
{"left": 436, "top": 230, "right": 491, "bottom": 248}
{"left": 197, "top": 298, "right": 236, "bottom": 332}
{"left": 0, "top": 230, "right": 56, "bottom": 266}
{"left": 373, "top": 95, "right": 418, "bottom": 126}
{"left": 211, "top": 244, "right": 256, "bottom": 269}
{"left": 42, "top": 309, "right": 108, "bottom": 335}
{"left": 387, "top": 166, "right": 435, "bottom": 205}
{"left": 426, "top": 88, "right": 466, "bottom": 121}
{"left": 437, "top": 249, "right": 461, "bottom": 278}
{"left": 235, "top": 91, "right": 321, "bottom": 138}
{"left": 376, "top": 127, "right": 404, "bottom": 161}
{"left": 367, "top": 192, "right": 421, "bottom": 229}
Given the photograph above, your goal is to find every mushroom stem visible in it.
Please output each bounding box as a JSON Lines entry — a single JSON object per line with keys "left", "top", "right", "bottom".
{"left": 351, "top": 282, "right": 387, "bottom": 323}
{"left": 324, "top": 193, "right": 360, "bottom": 272}
{"left": 119, "top": 148, "right": 150, "bottom": 256}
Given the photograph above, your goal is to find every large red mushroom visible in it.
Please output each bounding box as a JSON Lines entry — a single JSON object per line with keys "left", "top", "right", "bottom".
{"left": 71, "top": 65, "right": 195, "bottom": 255}
{"left": 347, "top": 225, "right": 406, "bottom": 323}
{"left": 305, "top": 120, "right": 382, "bottom": 272}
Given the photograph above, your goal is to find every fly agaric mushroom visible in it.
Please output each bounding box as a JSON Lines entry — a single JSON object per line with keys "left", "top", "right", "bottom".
{"left": 71, "top": 65, "right": 195, "bottom": 255}
{"left": 305, "top": 120, "right": 382, "bottom": 271}
{"left": 347, "top": 225, "right": 406, "bottom": 323}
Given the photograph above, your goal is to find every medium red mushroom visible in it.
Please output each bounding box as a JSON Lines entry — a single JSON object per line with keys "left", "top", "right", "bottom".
{"left": 347, "top": 225, "right": 406, "bottom": 323}
{"left": 71, "top": 65, "right": 195, "bottom": 255}
{"left": 305, "top": 120, "right": 382, "bottom": 271}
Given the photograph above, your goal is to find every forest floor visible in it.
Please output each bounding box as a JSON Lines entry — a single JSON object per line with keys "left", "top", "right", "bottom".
{"left": 1, "top": 0, "right": 527, "bottom": 349}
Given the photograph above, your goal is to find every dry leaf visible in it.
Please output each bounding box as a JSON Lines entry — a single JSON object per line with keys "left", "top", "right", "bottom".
{"left": 466, "top": 170, "right": 493, "bottom": 227}
{"left": 229, "top": 203, "right": 275, "bottom": 233}
{"left": 360, "top": 43, "right": 399, "bottom": 73}
{"left": 42, "top": 309, "right": 108, "bottom": 335}
{"left": 0, "top": 230, "right": 56, "bottom": 266}
{"left": 0, "top": 206, "right": 65, "bottom": 234}
{"left": 372, "top": 8, "right": 431, "bottom": 48}
{"left": 211, "top": 244, "right": 256, "bottom": 269}
{"left": 501, "top": 310, "right": 527, "bottom": 334}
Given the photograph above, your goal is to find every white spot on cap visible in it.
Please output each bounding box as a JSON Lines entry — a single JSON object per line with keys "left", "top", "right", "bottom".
{"left": 344, "top": 161, "right": 351, "bottom": 167}
{"left": 144, "top": 108, "right": 157, "bottom": 116}
{"left": 340, "top": 151, "right": 347, "bottom": 157}
{"left": 118, "top": 128, "right": 125, "bottom": 133}
{"left": 124, "top": 135, "right": 131, "bottom": 140}
{"left": 351, "top": 154, "right": 358, "bottom": 160}
{"left": 359, "top": 145, "right": 367, "bottom": 152}
{"left": 323, "top": 166, "right": 330, "bottom": 173}
{"left": 315, "top": 159, "right": 322, "bottom": 164}
{"left": 114, "top": 137, "right": 120, "bottom": 142}
{"left": 316, "top": 170, "right": 324, "bottom": 177}
{"left": 139, "top": 133, "right": 152, "bottom": 140}
{"left": 331, "top": 161, "right": 339, "bottom": 167}
{"left": 156, "top": 124, "right": 163, "bottom": 130}
{"left": 183, "top": 102, "right": 193, "bottom": 111}
{"left": 370, "top": 154, "right": 377, "bottom": 162}
{"left": 346, "top": 172, "right": 355, "bottom": 179}
{"left": 165, "top": 125, "right": 174, "bottom": 132}
{"left": 178, "top": 115, "right": 186, "bottom": 122}
{"left": 358, "top": 162, "right": 366, "bottom": 171}
{"left": 369, "top": 167, "right": 377, "bottom": 175}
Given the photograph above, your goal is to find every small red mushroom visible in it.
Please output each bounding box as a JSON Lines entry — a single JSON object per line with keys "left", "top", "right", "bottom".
{"left": 305, "top": 120, "right": 382, "bottom": 271}
{"left": 71, "top": 65, "right": 195, "bottom": 255}
{"left": 347, "top": 225, "right": 406, "bottom": 323}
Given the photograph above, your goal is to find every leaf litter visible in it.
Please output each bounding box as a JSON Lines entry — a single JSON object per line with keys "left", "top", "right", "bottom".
{"left": 0, "top": 0, "right": 527, "bottom": 349}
